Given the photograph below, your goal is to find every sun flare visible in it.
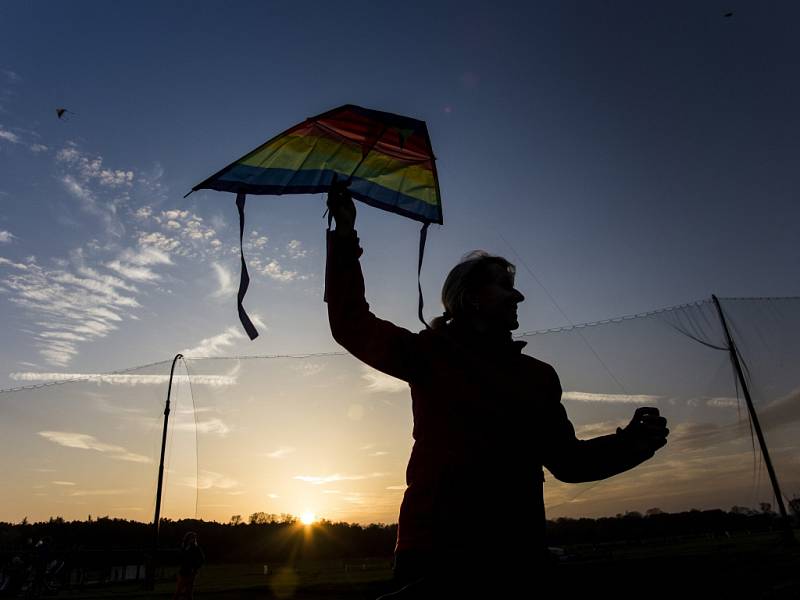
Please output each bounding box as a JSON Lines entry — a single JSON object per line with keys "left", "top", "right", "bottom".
{"left": 300, "top": 511, "right": 316, "bottom": 525}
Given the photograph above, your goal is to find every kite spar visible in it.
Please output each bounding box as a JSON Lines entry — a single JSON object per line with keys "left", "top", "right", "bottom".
{"left": 187, "top": 104, "right": 443, "bottom": 339}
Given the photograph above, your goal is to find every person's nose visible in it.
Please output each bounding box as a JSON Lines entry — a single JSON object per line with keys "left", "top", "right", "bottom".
{"left": 513, "top": 289, "right": 525, "bottom": 303}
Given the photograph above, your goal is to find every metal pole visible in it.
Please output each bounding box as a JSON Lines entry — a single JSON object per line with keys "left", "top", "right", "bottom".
{"left": 711, "top": 296, "right": 794, "bottom": 541}
{"left": 145, "top": 353, "right": 183, "bottom": 589}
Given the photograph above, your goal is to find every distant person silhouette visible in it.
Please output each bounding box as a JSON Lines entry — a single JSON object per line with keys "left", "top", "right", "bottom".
{"left": 173, "top": 532, "right": 204, "bottom": 600}
{"left": 325, "top": 183, "right": 669, "bottom": 597}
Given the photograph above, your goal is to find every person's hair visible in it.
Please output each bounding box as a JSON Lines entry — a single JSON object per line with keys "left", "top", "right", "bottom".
{"left": 430, "top": 250, "right": 516, "bottom": 330}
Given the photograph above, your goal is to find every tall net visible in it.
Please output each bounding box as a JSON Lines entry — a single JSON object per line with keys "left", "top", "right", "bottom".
{"left": 2, "top": 297, "right": 799, "bottom": 526}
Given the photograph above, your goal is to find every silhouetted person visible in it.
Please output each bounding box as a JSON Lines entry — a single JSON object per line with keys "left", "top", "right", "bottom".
{"left": 325, "top": 183, "right": 669, "bottom": 597}
{"left": 173, "top": 532, "right": 204, "bottom": 600}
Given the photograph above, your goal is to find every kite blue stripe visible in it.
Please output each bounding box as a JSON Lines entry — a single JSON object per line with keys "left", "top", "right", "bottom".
{"left": 210, "top": 165, "right": 442, "bottom": 224}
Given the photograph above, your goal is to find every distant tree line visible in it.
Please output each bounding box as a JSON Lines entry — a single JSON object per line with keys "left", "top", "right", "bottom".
{"left": 1, "top": 502, "right": 797, "bottom": 564}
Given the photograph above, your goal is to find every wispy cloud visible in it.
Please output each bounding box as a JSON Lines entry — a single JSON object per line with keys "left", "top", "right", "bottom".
{"left": 360, "top": 365, "right": 407, "bottom": 394}
{"left": 55, "top": 144, "right": 137, "bottom": 237}
{"left": 0, "top": 230, "right": 15, "bottom": 243}
{"left": 1, "top": 69, "right": 20, "bottom": 83}
{"left": 290, "top": 362, "right": 325, "bottom": 377}
{"left": 562, "top": 391, "right": 662, "bottom": 404}
{"left": 0, "top": 125, "right": 20, "bottom": 144}
{"left": 12, "top": 371, "right": 237, "bottom": 387}
{"left": 105, "top": 246, "right": 172, "bottom": 282}
{"left": 70, "top": 488, "right": 132, "bottom": 497}
{"left": 293, "top": 472, "right": 385, "bottom": 485}
{"left": 251, "top": 258, "right": 299, "bottom": 282}
{"left": 172, "top": 418, "right": 231, "bottom": 436}
{"left": 287, "top": 240, "right": 306, "bottom": 259}
{"left": 211, "top": 262, "right": 236, "bottom": 298}
{"left": 180, "top": 326, "right": 246, "bottom": 357}
{"left": 38, "top": 431, "right": 151, "bottom": 463}
{"left": 51, "top": 481, "right": 76, "bottom": 486}
{"left": 0, "top": 257, "right": 28, "bottom": 270}
{"left": 264, "top": 446, "right": 295, "bottom": 459}
{"left": 56, "top": 146, "right": 134, "bottom": 188}
{"left": 1, "top": 258, "right": 140, "bottom": 365}
{"left": 184, "top": 470, "right": 239, "bottom": 490}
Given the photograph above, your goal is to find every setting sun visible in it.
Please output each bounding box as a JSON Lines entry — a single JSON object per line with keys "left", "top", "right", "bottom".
{"left": 300, "top": 511, "right": 316, "bottom": 526}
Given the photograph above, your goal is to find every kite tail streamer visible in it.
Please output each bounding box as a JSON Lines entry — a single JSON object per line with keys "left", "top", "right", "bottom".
{"left": 417, "top": 222, "right": 430, "bottom": 329}
{"left": 236, "top": 193, "right": 259, "bottom": 340}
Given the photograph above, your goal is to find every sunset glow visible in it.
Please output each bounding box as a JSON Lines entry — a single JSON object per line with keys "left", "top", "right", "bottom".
{"left": 300, "top": 511, "right": 316, "bottom": 526}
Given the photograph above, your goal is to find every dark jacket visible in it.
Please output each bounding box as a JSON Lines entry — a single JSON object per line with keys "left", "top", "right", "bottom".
{"left": 325, "top": 230, "right": 653, "bottom": 561}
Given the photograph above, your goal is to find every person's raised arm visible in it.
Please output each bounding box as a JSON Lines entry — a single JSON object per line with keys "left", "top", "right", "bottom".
{"left": 541, "top": 368, "right": 669, "bottom": 483}
{"left": 325, "top": 181, "right": 425, "bottom": 383}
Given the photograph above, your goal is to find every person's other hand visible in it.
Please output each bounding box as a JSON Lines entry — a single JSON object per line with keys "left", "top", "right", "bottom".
{"left": 618, "top": 407, "right": 669, "bottom": 457}
{"left": 327, "top": 178, "right": 356, "bottom": 235}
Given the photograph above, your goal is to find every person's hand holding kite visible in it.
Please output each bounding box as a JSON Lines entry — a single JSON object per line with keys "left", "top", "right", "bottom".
{"left": 327, "top": 178, "right": 356, "bottom": 236}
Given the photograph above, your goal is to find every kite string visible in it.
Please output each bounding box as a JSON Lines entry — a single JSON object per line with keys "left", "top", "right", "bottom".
{"left": 499, "top": 233, "right": 631, "bottom": 396}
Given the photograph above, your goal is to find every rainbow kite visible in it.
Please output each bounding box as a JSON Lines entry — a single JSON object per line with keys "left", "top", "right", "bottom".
{"left": 188, "top": 104, "right": 442, "bottom": 340}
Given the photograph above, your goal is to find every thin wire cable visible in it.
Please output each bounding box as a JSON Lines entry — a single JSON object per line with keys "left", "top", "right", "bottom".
{"left": 516, "top": 300, "right": 713, "bottom": 337}
{"left": 500, "top": 233, "right": 631, "bottom": 395}
{"left": 181, "top": 356, "right": 201, "bottom": 520}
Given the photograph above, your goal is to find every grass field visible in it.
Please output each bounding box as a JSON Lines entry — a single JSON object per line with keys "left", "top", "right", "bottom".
{"left": 54, "top": 530, "right": 800, "bottom": 599}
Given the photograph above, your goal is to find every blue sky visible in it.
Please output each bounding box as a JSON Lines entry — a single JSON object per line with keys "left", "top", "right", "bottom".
{"left": 2, "top": 1, "right": 799, "bottom": 382}
{"left": 1, "top": 1, "right": 800, "bottom": 523}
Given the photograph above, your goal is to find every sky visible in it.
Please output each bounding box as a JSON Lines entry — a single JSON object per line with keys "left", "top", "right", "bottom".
{"left": 1, "top": 1, "right": 799, "bottom": 524}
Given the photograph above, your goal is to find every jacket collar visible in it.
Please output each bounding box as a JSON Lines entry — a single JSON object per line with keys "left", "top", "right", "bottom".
{"left": 446, "top": 320, "right": 527, "bottom": 355}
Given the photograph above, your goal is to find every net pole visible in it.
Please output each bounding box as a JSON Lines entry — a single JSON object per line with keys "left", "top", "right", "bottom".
{"left": 711, "top": 295, "right": 794, "bottom": 542}
{"left": 145, "top": 353, "right": 183, "bottom": 589}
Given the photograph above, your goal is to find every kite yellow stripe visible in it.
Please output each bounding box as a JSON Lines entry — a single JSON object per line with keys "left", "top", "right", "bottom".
{"left": 240, "top": 134, "right": 437, "bottom": 206}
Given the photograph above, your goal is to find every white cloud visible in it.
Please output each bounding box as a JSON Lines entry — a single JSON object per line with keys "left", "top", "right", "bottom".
{"left": 0, "top": 230, "right": 14, "bottom": 243}
{"left": 56, "top": 146, "right": 134, "bottom": 188}
{"left": 211, "top": 263, "right": 236, "bottom": 298}
{"left": 172, "top": 418, "right": 231, "bottom": 436}
{"left": 12, "top": 372, "right": 237, "bottom": 387}
{"left": 163, "top": 210, "right": 189, "bottom": 220}
{"left": 360, "top": 365, "right": 407, "bottom": 394}
{"left": 61, "top": 174, "right": 93, "bottom": 203}
{"left": 135, "top": 206, "right": 153, "bottom": 219}
{"left": 180, "top": 326, "right": 246, "bottom": 357}
{"left": 51, "top": 481, "right": 76, "bottom": 486}
{"left": 138, "top": 231, "right": 181, "bottom": 253}
{"left": 188, "top": 470, "right": 239, "bottom": 490}
{"left": 38, "top": 431, "right": 151, "bottom": 463}
{"left": 0, "top": 126, "right": 20, "bottom": 144}
{"left": 1, "top": 70, "right": 20, "bottom": 83}
{"left": 706, "top": 397, "right": 739, "bottom": 408}
{"left": 287, "top": 240, "right": 306, "bottom": 259}
{"left": 561, "top": 391, "right": 662, "bottom": 404}
{"left": 0, "top": 257, "right": 28, "bottom": 270}
{"left": 260, "top": 259, "right": 298, "bottom": 282}
{"left": 265, "top": 446, "right": 295, "bottom": 459}
{"left": 291, "top": 362, "right": 325, "bottom": 377}
{"left": 29, "top": 143, "right": 48, "bottom": 153}
{"left": 1, "top": 259, "right": 141, "bottom": 365}
{"left": 70, "top": 488, "right": 132, "bottom": 497}
{"left": 293, "top": 472, "right": 385, "bottom": 485}
{"left": 105, "top": 246, "right": 171, "bottom": 282}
